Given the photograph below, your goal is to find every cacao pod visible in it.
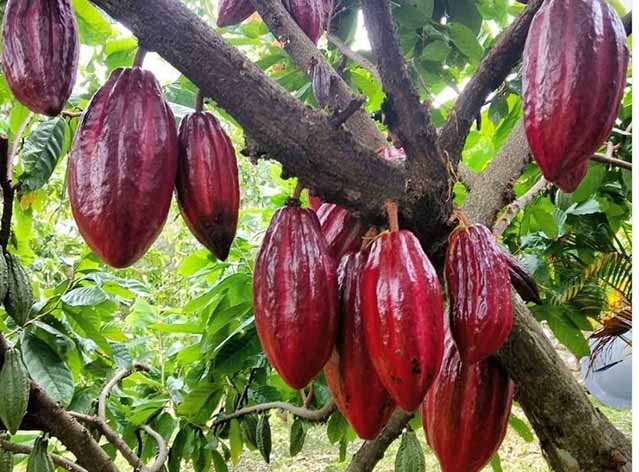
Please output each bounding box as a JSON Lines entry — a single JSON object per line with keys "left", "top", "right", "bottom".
{"left": 256, "top": 415, "right": 271, "bottom": 464}
{"left": 27, "top": 437, "right": 54, "bottom": 472}
{"left": 4, "top": 254, "right": 33, "bottom": 326}
{"left": 311, "top": 62, "right": 332, "bottom": 106}
{"left": 324, "top": 252, "right": 395, "bottom": 439}
{"left": 421, "top": 336, "right": 515, "bottom": 472}
{"left": 0, "top": 252, "right": 9, "bottom": 305}
{"left": 2, "top": 0, "right": 79, "bottom": 116}
{"left": 217, "top": 0, "right": 255, "bottom": 27}
{"left": 0, "top": 349, "right": 30, "bottom": 435}
{"left": 68, "top": 67, "right": 178, "bottom": 268}
{"left": 445, "top": 223, "right": 512, "bottom": 363}
{"left": 503, "top": 251, "right": 541, "bottom": 305}
{"left": 361, "top": 229, "right": 444, "bottom": 412}
{"left": 253, "top": 199, "right": 338, "bottom": 388}
{"left": 176, "top": 111, "right": 239, "bottom": 261}
{"left": 0, "top": 449, "right": 13, "bottom": 472}
{"left": 522, "top": 0, "right": 628, "bottom": 192}
{"left": 283, "top": 0, "right": 326, "bottom": 44}
{"left": 316, "top": 203, "right": 367, "bottom": 261}
{"left": 309, "top": 194, "right": 322, "bottom": 211}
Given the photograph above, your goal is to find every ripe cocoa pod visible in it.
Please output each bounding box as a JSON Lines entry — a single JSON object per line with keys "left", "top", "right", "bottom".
{"left": 503, "top": 251, "right": 541, "bottom": 305}
{"left": 4, "top": 254, "right": 34, "bottom": 327}
{"left": 68, "top": 67, "right": 178, "bottom": 268}
{"left": 324, "top": 252, "right": 395, "bottom": 439}
{"left": 253, "top": 199, "right": 338, "bottom": 389}
{"left": 421, "top": 336, "right": 515, "bottom": 472}
{"left": 217, "top": 0, "right": 255, "bottom": 27}
{"left": 361, "top": 230, "right": 444, "bottom": 412}
{"left": 0, "top": 349, "right": 30, "bottom": 435}
{"left": 316, "top": 203, "right": 366, "bottom": 261}
{"left": 0, "top": 252, "right": 9, "bottom": 304}
{"left": 523, "top": 0, "right": 628, "bottom": 192}
{"left": 309, "top": 194, "right": 322, "bottom": 211}
{"left": 0, "top": 449, "right": 13, "bottom": 472}
{"left": 27, "top": 437, "right": 54, "bottom": 472}
{"left": 445, "top": 224, "right": 512, "bottom": 363}
{"left": 176, "top": 111, "right": 239, "bottom": 261}
{"left": 2, "top": 0, "right": 79, "bottom": 116}
{"left": 284, "top": 0, "right": 326, "bottom": 44}
{"left": 311, "top": 62, "right": 332, "bottom": 106}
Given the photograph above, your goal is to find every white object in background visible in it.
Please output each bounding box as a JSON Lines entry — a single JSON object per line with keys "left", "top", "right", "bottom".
{"left": 580, "top": 330, "right": 632, "bottom": 409}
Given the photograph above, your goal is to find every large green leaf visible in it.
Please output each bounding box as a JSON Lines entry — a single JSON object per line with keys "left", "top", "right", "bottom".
{"left": 448, "top": 22, "right": 483, "bottom": 65}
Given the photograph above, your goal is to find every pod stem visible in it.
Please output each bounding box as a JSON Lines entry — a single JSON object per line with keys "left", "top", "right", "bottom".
{"left": 195, "top": 91, "right": 205, "bottom": 112}
{"left": 133, "top": 47, "right": 148, "bottom": 67}
{"left": 292, "top": 182, "right": 304, "bottom": 200}
{"left": 450, "top": 208, "right": 472, "bottom": 229}
{"left": 384, "top": 200, "right": 399, "bottom": 232}
{"left": 361, "top": 227, "right": 378, "bottom": 250}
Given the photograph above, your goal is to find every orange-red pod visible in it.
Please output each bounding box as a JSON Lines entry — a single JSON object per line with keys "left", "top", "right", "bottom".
{"left": 216, "top": 0, "right": 255, "bottom": 27}
{"left": 317, "top": 203, "right": 367, "bottom": 261}
{"left": 68, "top": 67, "right": 178, "bottom": 268}
{"left": 2, "top": 0, "right": 79, "bottom": 116}
{"left": 421, "top": 336, "right": 515, "bottom": 472}
{"left": 253, "top": 200, "right": 339, "bottom": 389}
{"left": 445, "top": 224, "right": 512, "bottom": 364}
{"left": 324, "top": 252, "right": 395, "bottom": 439}
{"left": 176, "top": 111, "right": 239, "bottom": 261}
{"left": 360, "top": 230, "right": 444, "bottom": 412}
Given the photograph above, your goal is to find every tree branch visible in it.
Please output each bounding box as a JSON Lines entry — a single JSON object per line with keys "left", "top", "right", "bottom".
{"left": 439, "top": 0, "right": 544, "bottom": 164}
{"left": 492, "top": 176, "right": 549, "bottom": 237}
{"left": 327, "top": 33, "right": 381, "bottom": 83}
{"left": 210, "top": 400, "right": 336, "bottom": 426}
{"left": 0, "top": 439, "right": 89, "bottom": 472}
{"left": 591, "top": 153, "right": 632, "bottom": 171}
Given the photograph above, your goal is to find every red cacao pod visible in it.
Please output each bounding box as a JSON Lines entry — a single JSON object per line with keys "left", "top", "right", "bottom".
{"left": 324, "top": 251, "right": 395, "bottom": 439}
{"left": 445, "top": 223, "right": 512, "bottom": 364}
{"left": 2, "top": 0, "right": 79, "bottom": 116}
{"left": 284, "top": 0, "right": 326, "bottom": 44}
{"left": 309, "top": 194, "right": 323, "bottom": 211}
{"left": 316, "top": 203, "right": 366, "bottom": 261}
{"left": 68, "top": 67, "right": 178, "bottom": 268}
{"left": 176, "top": 111, "right": 239, "bottom": 261}
{"left": 253, "top": 200, "right": 339, "bottom": 389}
{"left": 361, "top": 230, "right": 444, "bottom": 412}
{"left": 216, "top": 0, "right": 255, "bottom": 27}
{"left": 523, "top": 0, "right": 628, "bottom": 192}
{"left": 421, "top": 336, "right": 515, "bottom": 472}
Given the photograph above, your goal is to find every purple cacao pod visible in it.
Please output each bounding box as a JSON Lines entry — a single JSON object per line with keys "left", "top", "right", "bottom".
{"left": 502, "top": 250, "right": 542, "bottom": 305}
{"left": 253, "top": 200, "right": 339, "bottom": 389}
{"left": 445, "top": 224, "right": 513, "bottom": 364}
{"left": 176, "top": 111, "right": 240, "bottom": 261}
{"left": 311, "top": 62, "right": 332, "bottom": 106}
{"left": 422, "top": 336, "right": 515, "bottom": 472}
{"left": 316, "top": 203, "right": 366, "bottom": 261}
{"left": 216, "top": 0, "right": 255, "bottom": 27}
{"left": 284, "top": 0, "right": 326, "bottom": 44}
{"left": 2, "top": 0, "right": 79, "bottom": 116}
{"left": 361, "top": 229, "right": 445, "bottom": 412}
{"left": 68, "top": 67, "right": 178, "bottom": 268}
{"left": 324, "top": 251, "right": 395, "bottom": 439}
{"left": 523, "top": 0, "right": 628, "bottom": 192}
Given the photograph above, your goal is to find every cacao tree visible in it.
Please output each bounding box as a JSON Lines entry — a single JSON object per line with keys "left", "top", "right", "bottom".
{"left": 0, "top": 0, "right": 632, "bottom": 471}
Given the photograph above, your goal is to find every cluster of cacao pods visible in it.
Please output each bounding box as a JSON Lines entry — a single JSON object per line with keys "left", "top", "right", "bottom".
{"left": 523, "top": 0, "right": 628, "bottom": 192}
{"left": 217, "top": 0, "right": 328, "bottom": 44}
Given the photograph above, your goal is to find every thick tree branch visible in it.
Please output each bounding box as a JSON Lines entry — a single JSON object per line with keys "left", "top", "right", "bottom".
{"left": 211, "top": 400, "right": 336, "bottom": 426}
{"left": 493, "top": 176, "right": 549, "bottom": 237}
{"left": 439, "top": 0, "right": 544, "bottom": 164}
{"left": 0, "top": 439, "right": 88, "bottom": 472}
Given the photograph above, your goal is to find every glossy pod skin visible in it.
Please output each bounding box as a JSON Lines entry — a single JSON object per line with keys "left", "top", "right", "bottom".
{"left": 523, "top": 0, "right": 628, "bottom": 192}
{"left": 446, "top": 224, "right": 512, "bottom": 364}
{"left": 283, "top": 0, "right": 325, "bottom": 44}
{"left": 361, "top": 230, "right": 444, "bottom": 412}
{"left": 421, "top": 336, "right": 515, "bottom": 472}
{"left": 324, "top": 252, "right": 395, "bottom": 439}
{"left": 502, "top": 251, "right": 542, "bottom": 305}
{"left": 68, "top": 67, "right": 178, "bottom": 268}
{"left": 2, "top": 0, "right": 79, "bottom": 116}
{"left": 316, "top": 203, "right": 367, "bottom": 261}
{"left": 176, "top": 111, "right": 239, "bottom": 261}
{"left": 253, "top": 201, "right": 339, "bottom": 389}
{"left": 216, "top": 0, "right": 255, "bottom": 27}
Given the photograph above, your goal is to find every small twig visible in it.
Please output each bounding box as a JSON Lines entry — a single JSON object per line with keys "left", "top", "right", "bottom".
{"left": 62, "top": 110, "right": 83, "bottom": 118}
{"left": 210, "top": 400, "right": 336, "bottom": 426}
{"left": 99, "top": 364, "right": 150, "bottom": 422}
{"left": 329, "top": 96, "right": 366, "bottom": 127}
{"left": 0, "top": 439, "right": 88, "bottom": 472}
{"left": 591, "top": 153, "right": 631, "bottom": 171}
{"left": 140, "top": 425, "right": 168, "bottom": 472}
{"left": 327, "top": 33, "right": 381, "bottom": 83}
{"left": 493, "top": 177, "right": 549, "bottom": 237}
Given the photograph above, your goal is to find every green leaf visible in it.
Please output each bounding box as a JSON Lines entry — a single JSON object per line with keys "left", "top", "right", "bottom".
{"left": 490, "top": 452, "right": 503, "bottom": 472}
{"left": 256, "top": 415, "right": 272, "bottom": 464}
{"left": 447, "top": 0, "right": 482, "bottom": 34}
{"left": 448, "top": 22, "right": 483, "bottom": 65}
{"left": 547, "top": 314, "right": 590, "bottom": 358}
{"left": 211, "top": 450, "right": 228, "bottom": 472}
{"left": 488, "top": 95, "right": 509, "bottom": 125}
{"left": 531, "top": 208, "right": 559, "bottom": 240}
{"left": 21, "top": 333, "right": 74, "bottom": 406}
{"left": 289, "top": 418, "right": 306, "bottom": 457}
{"left": 394, "top": 0, "right": 434, "bottom": 30}
{"left": 229, "top": 419, "right": 243, "bottom": 465}
{"left": 19, "top": 117, "right": 69, "bottom": 193}
{"left": 327, "top": 411, "right": 348, "bottom": 444}
{"left": 71, "top": 0, "right": 114, "bottom": 45}
{"left": 422, "top": 40, "right": 452, "bottom": 62}
{"left": 395, "top": 430, "right": 425, "bottom": 472}
{"left": 509, "top": 414, "right": 534, "bottom": 443}
{"left": 570, "top": 163, "right": 606, "bottom": 203}
{"left": 62, "top": 285, "right": 108, "bottom": 306}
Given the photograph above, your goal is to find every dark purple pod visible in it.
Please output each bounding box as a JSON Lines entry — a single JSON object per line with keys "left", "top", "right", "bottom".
{"left": 217, "top": 0, "right": 255, "bottom": 27}
{"left": 283, "top": 0, "right": 326, "bottom": 44}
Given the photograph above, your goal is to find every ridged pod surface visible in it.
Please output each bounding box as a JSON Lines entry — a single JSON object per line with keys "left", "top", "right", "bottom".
{"left": 27, "top": 437, "right": 54, "bottom": 472}
{"left": 445, "top": 224, "right": 512, "bottom": 364}
{"left": 177, "top": 111, "right": 239, "bottom": 261}
{"left": 522, "top": 0, "right": 628, "bottom": 192}
{"left": 217, "top": 0, "right": 255, "bottom": 27}
{"left": 283, "top": 0, "right": 326, "bottom": 44}
{"left": 361, "top": 230, "right": 444, "bottom": 412}
{"left": 253, "top": 201, "right": 338, "bottom": 389}
{"left": 4, "top": 253, "right": 33, "bottom": 326}
{"left": 0, "top": 449, "right": 13, "bottom": 472}
{"left": 311, "top": 62, "right": 332, "bottom": 106}
{"left": 324, "top": 252, "right": 395, "bottom": 439}
{"left": 68, "top": 67, "right": 178, "bottom": 268}
{"left": 0, "top": 252, "right": 8, "bottom": 304}
{"left": 421, "top": 337, "right": 515, "bottom": 472}
{"left": 316, "top": 203, "right": 366, "bottom": 261}
{"left": 0, "top": 349, "right": 30, "bottom": 435}
{"left": 2, "top": 0, "right": 79, "bottom": 116}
